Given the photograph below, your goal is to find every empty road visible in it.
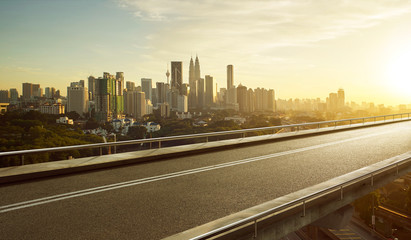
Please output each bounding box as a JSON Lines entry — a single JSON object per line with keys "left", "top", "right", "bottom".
{"left": 1, "top": 121, "right": 411, "bottom": 239}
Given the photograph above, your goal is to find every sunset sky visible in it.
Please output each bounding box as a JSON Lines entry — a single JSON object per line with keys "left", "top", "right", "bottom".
{"left": 1, "top": 0, "right": 411, "bottom": 105}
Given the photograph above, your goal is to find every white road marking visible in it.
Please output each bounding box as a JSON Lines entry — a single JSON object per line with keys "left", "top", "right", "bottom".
{"left": 0, "top": 130, "right": 393, "bottom": 213}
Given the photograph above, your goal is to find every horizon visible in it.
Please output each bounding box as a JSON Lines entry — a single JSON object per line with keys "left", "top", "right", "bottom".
{"left": 1, "top": 0, "right": 411, "bottom": 106}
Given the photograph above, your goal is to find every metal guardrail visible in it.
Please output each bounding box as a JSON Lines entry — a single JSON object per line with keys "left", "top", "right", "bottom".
{"left": 190, "top": 151, "right": 411, "bottom": 240}
{"left": 0, "top": 112, "right": 410, "bottom": 164}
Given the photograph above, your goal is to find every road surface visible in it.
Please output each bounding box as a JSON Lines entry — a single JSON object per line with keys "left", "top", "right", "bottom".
{"left": 1, "top": 121, "right": 411, "bottom": 239}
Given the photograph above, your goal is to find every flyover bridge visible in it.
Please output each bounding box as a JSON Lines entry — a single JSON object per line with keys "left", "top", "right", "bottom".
{"left": 0, "top": 114, "right": 410, "bottom": 239}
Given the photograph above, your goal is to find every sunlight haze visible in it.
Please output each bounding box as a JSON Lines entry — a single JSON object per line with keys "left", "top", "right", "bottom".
{"left": 1, "top": 0, "right": 411, "bottom": 105}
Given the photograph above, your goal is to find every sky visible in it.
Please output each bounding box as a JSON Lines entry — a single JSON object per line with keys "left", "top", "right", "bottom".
{"left": 1, "top": 0, "right": 411, "bottom": 105}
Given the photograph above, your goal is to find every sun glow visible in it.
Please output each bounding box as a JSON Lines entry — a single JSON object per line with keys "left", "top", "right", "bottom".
{"left": 384, "top": 47, "right": 411, "bottom": 96}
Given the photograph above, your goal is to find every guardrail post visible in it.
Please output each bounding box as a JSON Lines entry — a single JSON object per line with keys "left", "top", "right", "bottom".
{"left": 159, "top": 141, "right": 161, "bottom": 149}
{"left": 374, "top": 117, "right": 376, "bottom": 123}
{"left": 206, "top": 136, "right": 208, "bottom": 143}
{"left": 150, "top": 142, "right": 152, "bottom": 149}
{"left": 340, "top": 186, "right": 343, "bottom": 200}
{"left": 318, "top": 123, "right": 320, "bottom": 129}
{"left": 242, "top": 133, "right": 245, "bottom": 138}
{"left": 21, "top": 155, "right": 24, "bottom": 165}
{"left": 334, "top": 122, "right": 337, "bottom": 128}
{"left": 99, "top": 147, "right": 102, "bottom": 156}
{"left": 363, "top": 118, "right": 365, "bottom": 125}
{"left": 371, "top": 173, "right": 374, "bottom": 186}
{"left": 301, "top": 201, "right": 306, "bottom": 217}
{"left": 396, "top": 163, "right": 399, "bottom": 175}
{"left": 296, "top": 126, "right": 299, "bottom": 132}
{"left": 349, "top": 120, "right": 351, "bottom": 126}
{"left": 113, "top": 134, "right": 117, "bottom": 154}
{"left": 384, "top": 116, "right": 386, "bottom": 122}
{"left": 253, "top": 220, "right": 258, "bottom": 239}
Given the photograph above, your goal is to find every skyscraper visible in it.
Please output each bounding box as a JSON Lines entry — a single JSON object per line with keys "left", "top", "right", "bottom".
{"left": 22, "top": 83, "right": 33, "bottom": 100}
{"left": 227, "top": 65, "right": 234, "bottom": 89}
{"left": 197, "top": 78, "right": 205, "bottom": 109}
{"left": 88, "top": 76, "right": 96, "bottom": 100}
{"left": 189, "top": 57, "right": 197, "bottom": 109}
{"left": 237, "top": 84, "right": 248, "bottom": 112}
{"left": 205, "top": 75, "right": 214, "bottom": 108}
{"left": 171, "top": 61, "right": 182, "bottom": 93}
{"left": 9, "top": 88, "right": 18, "bottom": 103}
{"left": 0, "top": 90, "right": 10, "bottom": 103}
{"left": 67, "top": 82, "right": 89, "bottom": 116}
{"left": 337, "top": 88, "right": 345, "bottom": 109}
{"left": 141, "top": 78, "right": 152, "bottom": 101}
{"left": 95, "top": 72, "right": 124, "bottom": 122}
{"left": 194, "top": 56, "right": 200, "bottom": 80}
{"left": 156, "top": 82, "right": 166, "bottom": 105}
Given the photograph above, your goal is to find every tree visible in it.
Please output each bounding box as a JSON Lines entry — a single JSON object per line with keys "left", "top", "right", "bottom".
{"left": 85, "top": 118, "right": 100, "bottom": 130}
{"left": 127, "top": 126, "right": 147, "bottom": 139}
{"left": 67, "top": 111, "right": 81, "bottom": 121}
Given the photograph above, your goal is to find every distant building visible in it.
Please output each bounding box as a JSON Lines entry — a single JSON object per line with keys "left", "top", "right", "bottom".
{"left": 67, "top": 82, "right": 89, "bottom": 116}
{"left": 0, "top": 90, "right": 10, "bottom": 103}
{"left": 88, "top": 76, "right": 96, "bottom": 100}
{"left": 56, "top": 116, "right": 73, "bottom": 125}
{"left": 205, "top": 75, "right": 214, "bottom": 108}
{"left": 9, "top": 88, "right": 18, "bottom": 104}
{"left": 171, "top": 61, "right": 183, "bottom": 93}
{"left": 125, "top": 90, "right": 146, "bottom": 119}
{"left": 227, "top": 65, "right": 234, "bottom": 89}
{"left": 95, "top": 72, "right": 124, "bottom": 122}
{"left": 0, "top": 103, "right": 9, "bottom": 114}
{"left": 141, "top": 78, "right": 152, "bottom": 101}
{"left": 40, "top": 103, "right": 65, "bottom": 115}
{"left": 197, "top": 78, "right": 205, "bottom": 109}
{"left": 237, "top": 84, "right": 248, "bottom": 112}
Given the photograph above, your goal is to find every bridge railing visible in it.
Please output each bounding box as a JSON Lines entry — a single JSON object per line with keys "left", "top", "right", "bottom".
{"left": 189, "top": 151, "right": 411, "bottom": 240}
{"left": 0, "top": 112, "right": 410, "bottom": 165}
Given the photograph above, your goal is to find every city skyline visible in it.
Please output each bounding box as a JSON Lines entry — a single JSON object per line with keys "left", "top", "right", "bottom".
{"left": 1, "top": 1, "right": 411, "bottom": 105}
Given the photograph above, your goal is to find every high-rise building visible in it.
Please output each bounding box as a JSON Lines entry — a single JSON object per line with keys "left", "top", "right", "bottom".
{"left": 194, "top": 56, "right": 200, "bottom": 80}
{"left": 124, "top": 90, "right": 145, "bottom": 118}
{"left": 237, "top": 84, "right": 248, "bottom": 112}
{"left": 171, "top": 61, "right": 182, "bottom": 93}
{"left": 126, "top": 81, "right": 135, "bottom": 91}
{"left": 22, "top": 83, "right": 33, "bottom": 100}
{"left": 51, "top": 87, "right": 56, "bottom": 99}
{"left": 205, "top": 75, "right": 214, "bottom": 108}
{"left": 9, "top": 88, "right": 18, "bottom": 103}
{"left": 156, "top": 82, "right": 166, "bottom": 105}
{"left": 45, "top": 87, "right": 51, "bottom": 99}
{"left": 227, "top": 65, "right": 234, "bottom": 89}
{"left": 327, "top": 92, "right": 338, "bottom": 112}
{"left": 95, "top": 72, "right": 124, "bottom": 122}
{"left": 266, "top": 89, "right": 275, "bottom": 112}
{"left": 32, "top": 84, "right": 40, "bottom": 98}
{"left": 141, "top": 78, "right": 152, "bottom": 101}
{"left": 188, "top": 56, "right": 198, "bottom": 109}
{"left": 0, "top": 90, "right": 10, "bottom": 103}
{"left": 67, "top": 82, "right": 89, "bottom": 116}
{"left": 197, "top": 78, "right": 205, "bottom": 109}
{"left": 337, "top": 88, "right": 345, "bottom": 109}
{"left": 88, "top": 76, "right": 96, "bottom": 100}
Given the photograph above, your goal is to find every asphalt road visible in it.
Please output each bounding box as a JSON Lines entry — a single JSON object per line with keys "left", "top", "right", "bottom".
{"left": 1, "top": 121, "right": 411, "bottom": 239}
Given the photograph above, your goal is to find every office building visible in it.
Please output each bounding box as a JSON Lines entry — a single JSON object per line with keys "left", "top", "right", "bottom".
{"left": 10, "top": 88, "right": 18, "bottom": 103}
{"left": 0, "top": 90, "right": 10, "bottom": 103}
{"left": 88, "top": 76, "right": 96, "bottom": 100}
{"left": 141, "top": 78, "right": 152, "bottom": 101}
{"left": 95, "top": 72, "right": 124, "bottom": 122}
{"left": 67, "top": 82, "right": 89, "bottom": 116}
{"left": 171, "top": 61, "right": 182, "bottom": 93}
{"left": 227, "top": 65, "right": 234, "bottom": 89}
{"left": 205, "top": 75, "right": 214, "bottom": 108}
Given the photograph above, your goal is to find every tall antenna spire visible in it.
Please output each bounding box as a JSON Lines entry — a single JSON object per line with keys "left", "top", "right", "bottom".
{"left": 166, "top": 63, "right": 170, "bottom": 84}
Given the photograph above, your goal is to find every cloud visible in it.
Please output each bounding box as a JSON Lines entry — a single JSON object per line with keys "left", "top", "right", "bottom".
{"left": 117, "top": 0, "right": 411, "bottom": 53}
{"left": 115, "top": 0, "right": 411, "bottom": 91}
